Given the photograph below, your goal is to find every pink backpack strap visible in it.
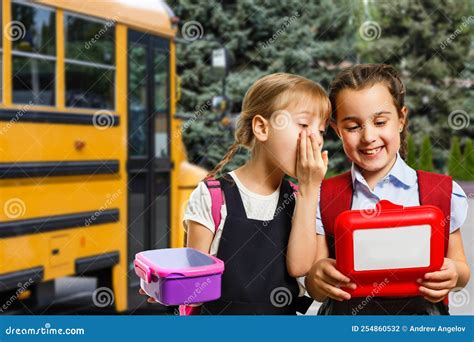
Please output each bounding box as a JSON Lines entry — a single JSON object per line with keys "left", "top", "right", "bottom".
{"left": 288, "top": 180, "right": 299, "bottom": 193}
{"left": 205, "top": 177, "right": 223, "bottom": 230}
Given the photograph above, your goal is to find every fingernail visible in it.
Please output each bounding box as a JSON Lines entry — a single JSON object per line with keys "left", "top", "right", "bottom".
{"left": 416, "top": 278, "right": 421, "bottom": 283}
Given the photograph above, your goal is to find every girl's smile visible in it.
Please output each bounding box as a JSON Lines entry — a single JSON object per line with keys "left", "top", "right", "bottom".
{"left": 359, "top": 145, "right": 384, "bottom": 156}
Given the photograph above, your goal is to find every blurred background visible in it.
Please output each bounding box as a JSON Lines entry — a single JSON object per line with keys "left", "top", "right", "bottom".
{"left": 0, "top": 0, "right": 472, "bottom": 315}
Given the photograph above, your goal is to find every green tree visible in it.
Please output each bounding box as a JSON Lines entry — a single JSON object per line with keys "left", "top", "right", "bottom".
{"left": 173, "top": 0, "right": 356, "bottom": 173}
{"left": 462, "top": 138, "right": 474, "bottom": 180}
{"left": 419, "top": 135, "right": 433, "bottom": 172}
{"left": 406, "top": 133, "right": 417, "bottom": 169}
{"left": 448, "top": 136, "right": 463, "bottom": 179}
{"left": 172, "top": 0, "right": 473, "bottom": 175}
{"left": 351, "top": 0, "right": 472, "bottom": 171}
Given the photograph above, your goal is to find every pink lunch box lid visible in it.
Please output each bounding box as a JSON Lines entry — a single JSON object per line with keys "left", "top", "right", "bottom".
{"left": 134, "top": 248, "right": 224, "bottom": 282}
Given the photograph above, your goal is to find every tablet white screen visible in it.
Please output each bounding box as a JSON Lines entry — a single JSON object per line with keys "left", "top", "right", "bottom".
{"left": 353, "top": 225, "right": 431, "bottom": 271}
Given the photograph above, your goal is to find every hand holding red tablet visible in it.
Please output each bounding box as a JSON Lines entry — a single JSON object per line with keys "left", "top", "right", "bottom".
{"left": 418, "top": 257, "right": 459, "bottom": 303}
{"left": 308, "top": 258, "right": 357, "bottom": 301}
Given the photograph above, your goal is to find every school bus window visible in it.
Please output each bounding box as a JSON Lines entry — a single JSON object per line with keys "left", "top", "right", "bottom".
{"left": 154, "top": 50, "right": 168, "bottom": 113}
{"left": 0, "top": 48, "right": 2, "bottom": 102}
{"left": 0, "top": 4, "right": 2, "bottom": 103}
{"left": 153, "top": 49, "right": 169, "bottom": 158}
{"left": 155, "top": 115, "right": 168, "bottom": 158}
{"left": 65, "top": 63, "right": 114, "bottom": 109}
{"left": 11, "top": 1, "right": 56, "bottom": 106}
{"left": 154, "top": 173, "right": 170, "bottom": 249}
{"left": 129, "top": 43, "right": 148, "bottom": 157}
{"left": 64, "top": 13, "right": 115, "bottom": 109}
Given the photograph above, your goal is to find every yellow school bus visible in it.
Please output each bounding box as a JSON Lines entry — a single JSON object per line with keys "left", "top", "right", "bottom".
{"left": 0, "top": 0, "right": 206, "bottom": 312}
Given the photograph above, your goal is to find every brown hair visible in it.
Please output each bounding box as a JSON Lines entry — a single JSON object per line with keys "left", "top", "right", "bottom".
{"left": 207, "top": 72, "right": 331, "bottom": 178}
{"left": 329, "top": 64, "right": 408, "bottom": 159}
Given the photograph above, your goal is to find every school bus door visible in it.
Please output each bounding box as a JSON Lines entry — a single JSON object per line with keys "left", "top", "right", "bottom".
{"left": 127, "top": 30, "right": 171, "bottom": 309}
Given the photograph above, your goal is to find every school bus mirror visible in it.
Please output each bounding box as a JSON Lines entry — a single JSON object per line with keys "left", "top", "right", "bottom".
{"left": 212, "top": 48, "right": 228, "bottom": 78}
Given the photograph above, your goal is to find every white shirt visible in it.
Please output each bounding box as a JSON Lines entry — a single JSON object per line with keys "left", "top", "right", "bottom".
{"left": 316, "top": 153, "right": 468, "bottom": 235}
{"left": 183, "top": 171, "right": 282, "bottom": 255}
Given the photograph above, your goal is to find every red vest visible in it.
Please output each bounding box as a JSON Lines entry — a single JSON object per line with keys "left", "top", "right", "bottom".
{"left": 320, "top": 170, "right": 452, "bottom": 257}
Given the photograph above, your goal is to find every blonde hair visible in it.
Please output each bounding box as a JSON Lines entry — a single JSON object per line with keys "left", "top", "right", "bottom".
{"left": 207, "top": 72, "right": 331, "bottom": 178}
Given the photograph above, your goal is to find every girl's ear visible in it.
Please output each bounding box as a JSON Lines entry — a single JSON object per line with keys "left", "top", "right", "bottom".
{"left": 329, "top": 120, "right": 342, "bottom": 139}
{"left": 399, "top": 106, "right": 408, "bottom": 130}
{"left": 252, "top": 115, "right": 269, "bottom": 142}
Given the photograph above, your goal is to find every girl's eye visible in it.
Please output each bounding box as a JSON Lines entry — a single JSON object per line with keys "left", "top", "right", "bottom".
{"left": 347, "top": 125, "right": 360, "bottom": 132}
{"left": 299, "top": 123, "right": 309, "bottom": 128}
{"left": 375, "top": 121, "right": 387, "bottom": 127}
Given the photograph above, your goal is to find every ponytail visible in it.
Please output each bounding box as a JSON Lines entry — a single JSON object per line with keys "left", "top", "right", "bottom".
{"left": 206, "top": 143, "right": 240, "bottom": 179}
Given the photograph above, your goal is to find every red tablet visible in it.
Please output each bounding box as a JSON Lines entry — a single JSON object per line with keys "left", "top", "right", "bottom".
{"left": 334, "top": 200, "right": 445, "bottom": 297}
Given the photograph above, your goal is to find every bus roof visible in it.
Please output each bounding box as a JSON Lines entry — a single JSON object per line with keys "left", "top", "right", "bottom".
{"left": 35, "top": 0, "right": 176, "bottom": 38}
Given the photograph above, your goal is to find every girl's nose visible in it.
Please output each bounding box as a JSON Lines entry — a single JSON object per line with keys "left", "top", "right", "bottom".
{"left": 361, "top": 123, "right": 377, "bottom": 143}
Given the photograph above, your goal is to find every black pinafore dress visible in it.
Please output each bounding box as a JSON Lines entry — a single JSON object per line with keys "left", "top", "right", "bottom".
{"left": 201, "top": 174, "right": 313, "bottom": 315}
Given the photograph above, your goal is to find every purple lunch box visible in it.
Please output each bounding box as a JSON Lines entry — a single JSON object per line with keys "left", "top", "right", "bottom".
{"left": 134, "top": 248, "right": 225, "bottom": 306}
